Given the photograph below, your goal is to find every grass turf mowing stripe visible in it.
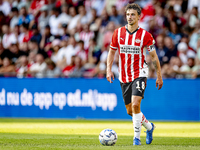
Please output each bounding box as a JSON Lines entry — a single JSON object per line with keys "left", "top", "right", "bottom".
{"left": 0, "top": 133, "right": 200, "bottom": 150}
{"left": 0, "top": 119, "right": 200, "bottom": 149}
{"left": 0, "top": 119, "right": 200, "bottom": 137}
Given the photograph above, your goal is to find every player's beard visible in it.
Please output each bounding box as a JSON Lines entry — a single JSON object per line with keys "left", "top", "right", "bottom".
{"left": 128, "top": 21, "right": 134, "bottom": 26}
{"left": 128, "top": 20, "right": 135, "bottom": 26}
{"left": 129, "top": 23, "right": 134, "bottom": 26}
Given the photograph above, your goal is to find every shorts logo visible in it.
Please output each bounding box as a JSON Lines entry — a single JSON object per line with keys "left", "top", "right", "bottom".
{"left": 135, "top": 39, "right": 141, "bottom": 43}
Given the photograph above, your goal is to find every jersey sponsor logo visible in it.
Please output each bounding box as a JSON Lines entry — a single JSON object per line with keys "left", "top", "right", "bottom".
{"left": 135, "top": 39, "right": 141, "bottom": 43}
{"left": 120, "top": 45, "right": 140, "bottom": 54}
{"left": 149, "top": 45, "right": 155, "bottom": 51}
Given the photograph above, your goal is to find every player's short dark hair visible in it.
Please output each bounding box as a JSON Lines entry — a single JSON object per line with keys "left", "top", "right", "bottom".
{"left": 125, "top": 3, "right": 142, "bottom": 15}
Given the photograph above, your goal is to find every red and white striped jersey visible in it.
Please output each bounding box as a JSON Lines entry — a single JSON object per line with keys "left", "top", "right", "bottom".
{"left": 110, "top": 25, "right": 155, "bottom": 83}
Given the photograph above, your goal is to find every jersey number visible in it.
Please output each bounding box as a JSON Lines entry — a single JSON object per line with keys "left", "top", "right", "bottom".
{"left": 136, "top": 81, "right": 145, "bottom": 90}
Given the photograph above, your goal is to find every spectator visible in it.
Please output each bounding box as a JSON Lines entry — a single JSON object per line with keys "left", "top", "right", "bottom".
{"left": 40, "top": 25, "right": 55, "bottom": 51}
{"left": 27, "top": 51, "right": 36, "bottom": 68}
{"left": 0, "top": 57, "right": 15, "bottom": 77}
{"left": 9, "top": 43, "right": 27, "bottom": 63}
{"left": 45, "top": 58, "right": 61, "bottom": 78}
{"left": 0, "top": 11, "right": 10, "bottom": 33}
{"left": 177, "top": 42, "right": 196, "bottom": 65}
{"left": 96, "top": 8, "right": 110, "bottom": 47}
{"left": 197, "top": 37, "right": 200, "bottom": 60}
{"left": 28, "top": 53, "right": 47, "bottom": 78}
{"left": 58, "top": 4, "right": 71, "bottom": 25}
{"left": 50, "top": 39, "right": 61, "bottom": 64}
{"left": 10, "top": 7, "right": 19, "bottom": 30}
{"left": 180, "top": 35, "right": 196, "bottom": 53}
{"left": 29, "top": 0, "right": 48, "bottom": 17}
{"left": 109, "top": 5, "right": 123, "bottom": 26}
{"left": 189, "top": 6, "right": 200, "bottom": 28}
{"left": 2, "top": 24, "right": 17, "bottom": 49}
{"left": 99, "top": 8, "right": 110, "bottom": 28}
{"left": 163, "top": 6, "right": 185, "bottom": 31}
{"left": 192, "top": 57, "right": 200, "bottom": 78}
{"left": 163, "top": 36, "right": 178, "bottom": 64}
{"left": 67, "top": 6, "right": 79, "bottom": 30}
{"left": 0, "top": 0, "right": 11, "bottom": 16}
{"left": 68, "top": 56, "right": 85, "bottom": 78}
{"left": 76, "top": 40, "right": 87, "bottom": 64}
{"left": 187, "top": 0, "right": 200, "bottom": 13}
{"left": 96, "top": 45, "right": 109, "bottom": 78}
{"left": 180, "top": 57, "right": 195, "bottom": 78}
{"left": 189, "top": 19, "right": 200, "bottom": 50}
{"left": 56, "top": 36, "right": 79, "bottom": 68}
{"left": 103, "top": 21, "right": 115, "bottom": 49}
{"left": 77, "top": 5, "right": 91, "bottom": 26}
{"left": 13, "top": 25, "right": 20, "bottom": 43}
{"left": 21, "top": 23, "right": 33, "bottom": 43}
{"left": 149, "top": 4, "right": 165, "bottom": 38}
{"left": 30, "top": 24, "right": 42, "bottom": 44}
{"left": 38, "top": 5, "right": 50, "bottom": 34}
{"left": 84, "top": 0, "right": 105, "bottom": 16}
{"left": 19, "top": 42, "right": 29, "bottom": 53}
{"left": 0, "top": 43, "right": 5, "bottom": 59}
{"left": 88, "top": 38, "right": 101, "bottom": 66}
{"left": 60, "top": 24, "right": 70, "bottom": 41}
{"left": 78, "top": 23, "right": 94, "bottom": 50}
{"left": 166, "top": 21, "right": 182, "bottom": 45}
{"left": 62, "top": 55, "right": 76, "bottom": 77}
{"left": 49, "top": 7, "right": 62, "bottom": 36}
{"left": 16, "top": 55, "right": 28, "bottom": 78}
{"left": 18, "top": 4, "right": 34, "bottom": 25}
{"left": 0, "top": 43, "right": 12, "bottom": 61}
{"left": 28, "top": 39, "right": 48, "bottom": 58}
{"left": 88, "top": 8, "right": 98, "bottom": 25}
{"left": 18, "top": 23, "right": 29, "bottom": 43}
{"left": 166, "top": 56, "right": 183, "bottom": 79}
{"left": 138, "top": 0, "right": 156, "bottom": 31}
{"left": 155, "top": 34, "right": 167, "bottom": 66}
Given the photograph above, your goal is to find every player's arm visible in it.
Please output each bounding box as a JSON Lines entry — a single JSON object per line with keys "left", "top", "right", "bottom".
{"left": 106, "top": 48, "right": 116, "bottom": 83}
{"left": 149, "top": 50, "right": 163, "bottom": 90}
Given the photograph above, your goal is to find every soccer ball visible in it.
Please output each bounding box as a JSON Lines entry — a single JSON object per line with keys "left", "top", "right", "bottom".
{"left": 99, "top": 128, "right": 117, "bottom": 146}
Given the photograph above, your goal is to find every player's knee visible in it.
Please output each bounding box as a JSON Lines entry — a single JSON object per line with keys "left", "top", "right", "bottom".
{"left": 126, "top": 108, "right": 132, "bottom": 116}
{"left": 132, "top": 103, "right": 140, "bottom": 111}
{"left": 125, "top": 104, "right": 132, "bottom": 116}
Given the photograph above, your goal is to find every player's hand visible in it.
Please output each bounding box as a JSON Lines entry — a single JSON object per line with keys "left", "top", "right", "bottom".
{"left": 156, "top": 78, "right": 163, "bottom": 90}
{"left": 106, "top": 71, "right": 114, "bottom": 83}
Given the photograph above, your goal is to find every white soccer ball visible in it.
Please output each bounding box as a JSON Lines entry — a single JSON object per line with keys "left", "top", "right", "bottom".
{"left": 99, "top": 128, "right": 117, "bottom": 146}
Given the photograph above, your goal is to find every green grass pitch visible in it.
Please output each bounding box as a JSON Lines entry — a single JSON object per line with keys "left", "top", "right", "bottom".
{"left": 0, "top": 118, "right": 200, "bottom": 150}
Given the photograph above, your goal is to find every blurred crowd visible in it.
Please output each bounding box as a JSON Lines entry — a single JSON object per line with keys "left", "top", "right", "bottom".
{"left": 0, "top": 0, "right": 200, "bottom": 79}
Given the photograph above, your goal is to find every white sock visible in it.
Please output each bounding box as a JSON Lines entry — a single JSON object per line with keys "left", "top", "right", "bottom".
{"left": 132, "top": 112, "right": 142, "bottom": 139}
{"left": 141, "top": 113, "right": 152, "bottom": 131}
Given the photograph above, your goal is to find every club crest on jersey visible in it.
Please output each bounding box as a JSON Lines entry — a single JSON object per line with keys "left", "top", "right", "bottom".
{"left": 135, "top": 39, "right": 141, "bottom": 43}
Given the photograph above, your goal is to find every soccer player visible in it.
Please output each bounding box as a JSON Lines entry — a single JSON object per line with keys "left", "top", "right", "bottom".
{"left": 106, "top": 3, "right": 163, "bottom": 145}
